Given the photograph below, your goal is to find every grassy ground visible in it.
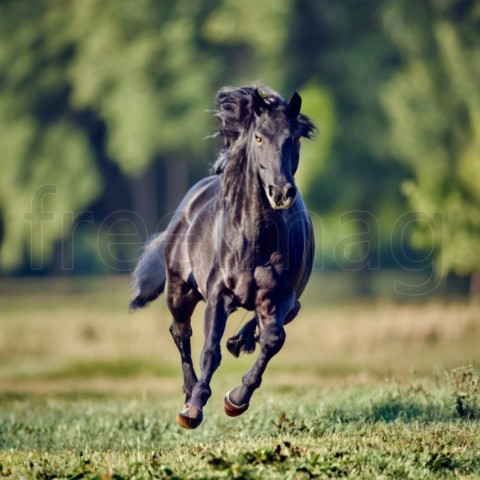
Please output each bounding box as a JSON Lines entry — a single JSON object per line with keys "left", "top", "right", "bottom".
{"left": 1, "top": 275, "right": 480, "bottom": 478}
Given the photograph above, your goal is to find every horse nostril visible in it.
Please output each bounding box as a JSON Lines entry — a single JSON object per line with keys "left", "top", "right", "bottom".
{"left": 284, "top": 183, "right": 296, "bottom": 200}
{"left": 267, "top": 184, "right": 295, "bottom": 208}
{"left": 268, "top": 185, "right": 283, "bottom": 206}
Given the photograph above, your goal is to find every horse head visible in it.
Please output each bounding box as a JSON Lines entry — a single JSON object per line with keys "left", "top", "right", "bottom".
{"left": 214, "top": 85, "right": 315, "bottom": 210}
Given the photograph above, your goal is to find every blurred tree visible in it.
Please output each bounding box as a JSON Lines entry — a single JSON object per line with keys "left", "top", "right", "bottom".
{"left": 292, "top": 80, "right": 336, "bottom": 196}
{"left": 67, "top": 0, "right": 217, "bottom": 175}
{"left": 286, "top": 0, "right": 411, "bottom": 290}
{"left": 0, "top": 1, "right": 101, "bottom": 270}
{"left": 0, "top": 0, "right": 215, "bottom": 272}
{"left": 64, "top": 0, "right": 220, "bottom": 234}
{"left": 2, "top": 0, "right": 475, "bottom": 291}
{"left": 0, "top": 0, "right": 295, "bottom": 273}
{"left": 202, "top": 0, "right": 291, "bottom": 87}
{"left": 380, "top": 0, "right": 480, "bottom": 294}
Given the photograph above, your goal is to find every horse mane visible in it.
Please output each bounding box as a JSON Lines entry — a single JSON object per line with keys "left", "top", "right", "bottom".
{"left": 210, "top": 84, "right": 316, "bottom": 175}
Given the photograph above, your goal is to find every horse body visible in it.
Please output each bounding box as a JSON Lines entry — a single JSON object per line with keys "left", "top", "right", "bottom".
{"left": 130, "top": 85, "right": 315, "bottom": 428}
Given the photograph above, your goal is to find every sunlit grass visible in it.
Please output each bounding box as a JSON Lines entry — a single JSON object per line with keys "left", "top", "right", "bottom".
{"left": 1, "top": 275, "right": 480, "bottom": 478}
{"left": 1, "top": 379, "right": 480, "bottom": 478}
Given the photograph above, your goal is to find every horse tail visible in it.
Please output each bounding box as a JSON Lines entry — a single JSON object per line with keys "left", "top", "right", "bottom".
{"left": 129, "top": 232, "right": 167, "bottom": 312}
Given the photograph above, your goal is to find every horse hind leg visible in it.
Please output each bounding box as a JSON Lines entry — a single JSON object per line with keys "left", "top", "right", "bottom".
{"left": 170, "top": 317, "right": 197, "bottom": 402}
{"left": 226, "top": 317, "right": 258, "bottom": 357}
{"left": 166, "top": 281, "right": 201, "bottom": 410}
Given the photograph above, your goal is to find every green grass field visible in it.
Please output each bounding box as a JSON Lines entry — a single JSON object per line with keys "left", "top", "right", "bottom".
{"left": 1, "top": 275, "right": 480, "bottom": 478}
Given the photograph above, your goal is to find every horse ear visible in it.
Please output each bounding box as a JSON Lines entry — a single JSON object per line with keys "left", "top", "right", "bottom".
{"left": 288, "top": 92, "right": 302, "bottom": 118}
{"left": 252, "top": 90, "right": 264, "bottom": 116}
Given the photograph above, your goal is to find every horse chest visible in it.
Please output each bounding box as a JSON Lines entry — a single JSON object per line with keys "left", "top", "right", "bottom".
{"left": 226, "top": 251, "right": 291, "bottom": 311}
{"left": 227, "top": 271, "right": 255, "bottom": 309}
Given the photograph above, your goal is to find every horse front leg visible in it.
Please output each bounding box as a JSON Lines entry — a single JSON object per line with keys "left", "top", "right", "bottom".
{"left": 224, "top": 296, "right": 298, "bottom": 416}
{"left": 176, "top": 291, "right": 231, "bottom": 429}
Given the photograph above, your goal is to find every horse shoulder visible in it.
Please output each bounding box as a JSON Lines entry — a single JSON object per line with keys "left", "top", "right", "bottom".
{"left": 165, "top": 176, "right": 220, "bottom": 288}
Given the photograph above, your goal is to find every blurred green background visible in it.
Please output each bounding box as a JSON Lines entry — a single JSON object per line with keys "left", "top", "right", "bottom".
{"left": 0, "top": 0, "right": 479, "bottom": 297}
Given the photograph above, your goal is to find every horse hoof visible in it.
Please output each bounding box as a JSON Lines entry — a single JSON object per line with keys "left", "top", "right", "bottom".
{"left": 224, "top": 389, "right": 249, "bottom": 417}
{"left": 176, "top": 404, "right": 203, "bottom": 429}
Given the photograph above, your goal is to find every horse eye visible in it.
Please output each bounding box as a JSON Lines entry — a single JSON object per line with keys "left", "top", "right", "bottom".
{"left": 255, "top": 134, "right": 262, "bottom": 144}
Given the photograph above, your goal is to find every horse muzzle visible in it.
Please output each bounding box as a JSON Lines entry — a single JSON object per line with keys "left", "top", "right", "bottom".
{"left": 266, "top": 183, "right": 297, "bottom": 210}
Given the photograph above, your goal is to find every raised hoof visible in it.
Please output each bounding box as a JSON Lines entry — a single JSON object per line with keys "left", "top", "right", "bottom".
{"left": 224, "top": 390, "right": 249, "bottom": 417}
{"left": 176, "top": 404, "right": 203, "bottom": 429}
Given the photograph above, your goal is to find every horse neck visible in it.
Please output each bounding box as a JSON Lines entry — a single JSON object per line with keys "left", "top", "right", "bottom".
{"left": 220, "top": 145, "right": 271, "bottom": 233}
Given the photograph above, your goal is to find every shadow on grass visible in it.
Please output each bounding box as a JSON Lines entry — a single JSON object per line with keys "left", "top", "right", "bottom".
{"left": 367, "top": 393, "right": 449, "bottom": 423}
{"left": 320, "top": 388, "right": 480, "bottom": 425}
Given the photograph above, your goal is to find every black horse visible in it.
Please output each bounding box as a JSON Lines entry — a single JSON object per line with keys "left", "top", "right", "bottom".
{"left": 130, "top": 85, "right": 315, "bottom": 429}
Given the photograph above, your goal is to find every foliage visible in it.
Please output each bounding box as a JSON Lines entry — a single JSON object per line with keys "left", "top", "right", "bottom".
{"left": 203, "top": 0, "right": 291, "bottom": 87}
{"left": 67, "top": 0, "right": 219, "bottom": 173}
{"left": 380, "top": 0, "right": 480, "bottom": 278}
{"left": 0, "top": 0, "right": 293, "bottom": 273}
{"left": 293, "top": 81, "right": 335, "bottom": 195}
{"left": 0, "top": 1, "right": 102, "bottom": 270}
{"left": 0, "top": 0, "right": 478, "bottom": 283}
